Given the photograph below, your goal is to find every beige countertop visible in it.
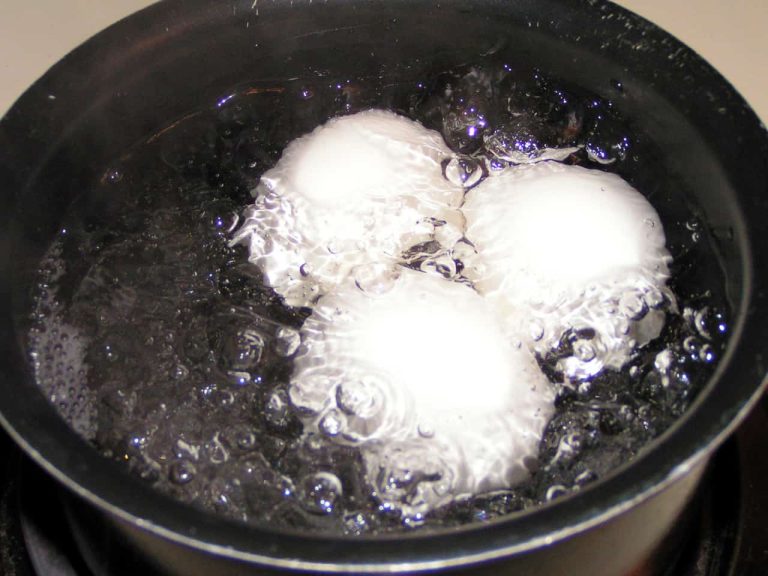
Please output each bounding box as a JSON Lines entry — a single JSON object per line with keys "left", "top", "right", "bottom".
{"left": 1, "top": 0, "right": 767, "bottom": 121}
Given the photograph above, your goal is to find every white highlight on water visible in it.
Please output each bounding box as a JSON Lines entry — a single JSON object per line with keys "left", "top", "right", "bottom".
{"left": 463, "top": 161, "right": 673, "bottom": 379}
{"left": 291, "top": 267, "right": 554, "bottom": 517}
{"left": 231, "top": 109, "right": 464, "bottom": 308}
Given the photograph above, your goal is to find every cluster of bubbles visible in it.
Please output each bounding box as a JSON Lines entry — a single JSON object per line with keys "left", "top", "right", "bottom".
{"left": 28, "top": 243, "right": 95, "bottom": 439}
{"left": 25, "top": 62, "right": 727, "bottom": 534}
{"left": 230, "top": 108, "right": 568, "bottom": 520}
{"left": 229, "top": 61, "right": 676, "bottom": 522}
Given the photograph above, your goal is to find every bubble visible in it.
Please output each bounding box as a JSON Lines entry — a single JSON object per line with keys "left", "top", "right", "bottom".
{"left": 335, "top": 377, "right": 385, "bottom": 419}
{"left": 402, "top": 513, "right": 427, "bottom": 529}
{"left": 417, "top": 423, "right": 435, "bottom": 439}
{"left": 226, "top": 329, "right": 265, "bottom": 370}
{"left": 692, "top": 306, "right": 726, "bottom": 340}
{"left": 104, "top": 344, "right": 119, "bottom": 363}
{"left": 318, "top": 409, "right": 344, "bottom": 437}
{"left": 529, "top": 322, "right": 544, "bottom": 342}
{"left": 545, "top": 485, "right": 569, "bottom": 502}
{"left": 169, "top": 460, "right": 197, "bottom": 485}
{"left": 105, "top": 169, "right": 123, "bottom": 184}
{"left": 487, "top": 157, "right": 507, "bottom": 173}
{"left": 172, "top": 364, "right": 190, "bottom": 380}
{"left": 344, "top": 512, "right": 369, "bottom": 535}
{"left": 174, "top": 438, "right": 201, "bottom": 461}
{"left": 574, "top": 469, "right": 597, "bottom": 486}
{"left": 301, "top": 472, "right": 343, "bottom": 515}
{"left": 208, "top": 477, "right": 243, "bottom": 516}
{"left": 205, "top": 432, "right": 230, "bottom": 464}
{"left": 683, "top": 336, "right": 701, "bottom": 358}
{"left": 289, "top": 372, "right": 335, "bottom": 414}
{"left": 699, "top": 344, "right": 715, "bottom": 363}
{"left": 332, "top": 378, "right": 389, "bottom": 442}
{"left": 442, "top": 156, "right": 484, "bottom": 188}
{"left": 274, "top": 326, "right": 300, "bottom": 357}
{"left": 265, "top": 388, "right": 291, "bottom": 430}
{"left": 619, "top": 292, "right": 648, "bottom": 320}
{"left": 574, "top": 341, "right": 596, "bottom": 362}
{"left": 618, "top": 405, "right": 635, "bottom": 423}
{"left": 616, "top": 317, "right": 631, "bottom": 336}
{"left": 419, "top": 255, "right": 457, "bottom": 279}
{"left": 326, "top": 240, "right": 343, "bottom": 255}
{"left": 654, "top": 349, "right": 674, "bottom": 373}
{"left": 585, "top": 125, "right": 630, "bottom": 165}
{"left": 369, "top": 444, "right": 445, "bottom": 515}
{"left": 183, "top": 332, "right": 209, "bottom": 362}
{"left": 227, "top": 371, "right": 252, "bottom": 387}
{"left": 644, "top": 286, "right": 665, "bottom": 309}
{"left": 553, "top": 432, "right": 583, "bottom": 463}
{"left": 129, "top": 434, "right": 148, "bottom": 450}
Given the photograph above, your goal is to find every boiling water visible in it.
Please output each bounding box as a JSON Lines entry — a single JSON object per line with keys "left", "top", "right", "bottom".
{"left": 26, "top": 63, "right": 728, "bottom": 534}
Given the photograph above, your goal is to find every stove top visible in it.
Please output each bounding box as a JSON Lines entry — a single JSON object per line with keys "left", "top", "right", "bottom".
{"left": 1, "top": 397, "right": 767, "bottom": 576}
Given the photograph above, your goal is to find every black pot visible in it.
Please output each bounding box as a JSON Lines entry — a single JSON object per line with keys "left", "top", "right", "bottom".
{"left": 1, "top": 1, "right": 766, "bottom": 574}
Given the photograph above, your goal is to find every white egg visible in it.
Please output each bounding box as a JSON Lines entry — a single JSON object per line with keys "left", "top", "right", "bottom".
{"left": 290, "top": 267, "right": 554, "bottom": 517}
{"left": 231, "top": 110, "right": 463, "bottom": 307}
{"left": 463, "top": 161, "right": 673, "bottom": 379}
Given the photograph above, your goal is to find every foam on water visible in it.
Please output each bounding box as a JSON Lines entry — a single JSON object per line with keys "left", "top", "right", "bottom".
{"left": 231, "top": 110, "right": 464, "bottom": 308}
{"left": 291, "top": 267, "right": 554, "bottom": 518}
{"left": 462, "top": 162, "right": 673, "bottom": 380}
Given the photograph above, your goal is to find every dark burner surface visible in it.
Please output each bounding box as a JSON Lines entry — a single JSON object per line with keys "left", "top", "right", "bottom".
{"left": 1, "top": 396, "right": 767, "bottom": 576}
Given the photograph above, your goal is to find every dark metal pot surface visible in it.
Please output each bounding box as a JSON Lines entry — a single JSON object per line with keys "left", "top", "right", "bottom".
{"left": 1, "top": 1, "right": 767, "bottom": 574}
